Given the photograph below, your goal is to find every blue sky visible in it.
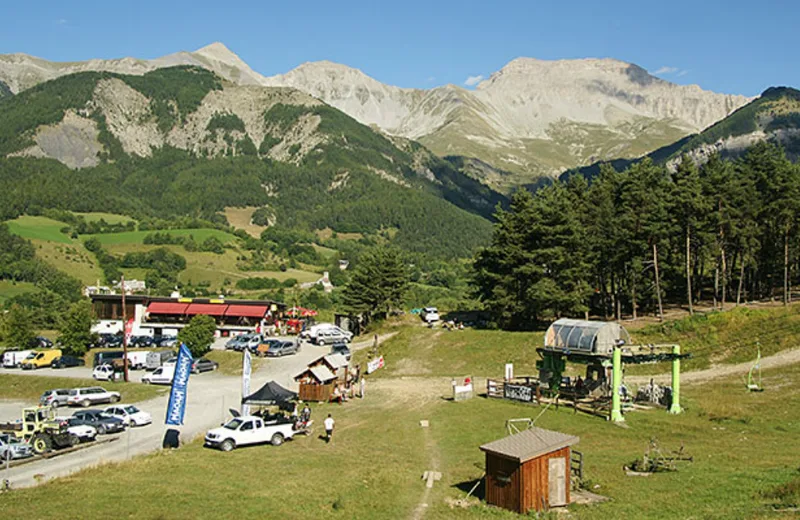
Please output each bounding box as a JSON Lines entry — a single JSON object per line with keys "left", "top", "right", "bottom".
{"left": 1, "top": 0, "right": 796, "bottom": 96}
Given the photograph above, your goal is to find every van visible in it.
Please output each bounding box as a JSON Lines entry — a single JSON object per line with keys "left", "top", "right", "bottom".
{"left": 2, "top": 349, "right": 33, "bottom": 368}
{"left": 20, "top": 349, "right": 62, "bottom": 370}
{"left": 93, "top": 350, "right": 124, "bottom": 367}
{"left": 141, "top": 365, "right": 175, "bottom": 385}
{"left": 145, "top": 350, "right": 175, "bottom": 371}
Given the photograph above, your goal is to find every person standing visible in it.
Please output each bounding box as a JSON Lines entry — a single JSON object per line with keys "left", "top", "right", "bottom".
{"left": 324, "top": 414, "right": 335, "bottom": 443}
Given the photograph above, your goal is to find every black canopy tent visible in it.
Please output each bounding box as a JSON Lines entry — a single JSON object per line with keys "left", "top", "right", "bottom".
{"left": 242, "top": 381, "right": 297, "bottom": 407}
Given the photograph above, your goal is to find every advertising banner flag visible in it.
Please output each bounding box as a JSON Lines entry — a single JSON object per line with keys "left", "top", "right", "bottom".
{"left": 165, "top": 343, "right": 193, "bottom": 426}
{"left": 367, "top": 355, "right": 385, "bottom": 374}
{"left": 124, "top": 318, "right": 135, "bottom": 345}
{"left": 242, "top": 349, "right": 252, "bottom": 416}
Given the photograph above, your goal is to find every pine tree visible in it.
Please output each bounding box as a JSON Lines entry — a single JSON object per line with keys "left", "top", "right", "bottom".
{"left": 341, "top": 247, "right": 409, "bottom": 320}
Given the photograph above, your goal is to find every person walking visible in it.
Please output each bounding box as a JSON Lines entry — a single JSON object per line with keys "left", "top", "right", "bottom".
{"left": 324, "top": 413, "right": 335, "bottom": 444}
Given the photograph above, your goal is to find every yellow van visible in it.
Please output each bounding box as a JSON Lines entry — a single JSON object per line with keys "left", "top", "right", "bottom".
{"left": 20, "top": 349, "right": 62, "bottom": 370}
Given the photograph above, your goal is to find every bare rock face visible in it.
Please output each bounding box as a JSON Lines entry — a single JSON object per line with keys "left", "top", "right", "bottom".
{"left": 11, "top": 110, "right": 102, "bottom": 168}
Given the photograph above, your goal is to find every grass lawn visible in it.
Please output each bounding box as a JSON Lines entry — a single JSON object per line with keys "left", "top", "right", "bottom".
{"left": 0, "top": 374, "right": 167, "bottom": 405}
{"left": 0, "top": 280, "right": 38, "bottom": 305}
{"left": 6, "top": 216, "right": 72, "bottom": 244}
{"left": 84, "top": 228, "right": 239, "bottom": 246}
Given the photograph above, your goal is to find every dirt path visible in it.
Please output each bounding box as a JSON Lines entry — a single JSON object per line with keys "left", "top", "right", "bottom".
{"left": 627, "top": 347, "right": 800, "bottom": 385}
{"left": 350, "top": 332, "right": 397, "bottom": 352}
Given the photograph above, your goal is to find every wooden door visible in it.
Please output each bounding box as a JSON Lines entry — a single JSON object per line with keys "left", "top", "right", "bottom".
{"left": 548, "top": 457, "right": 567, "bottom": 507}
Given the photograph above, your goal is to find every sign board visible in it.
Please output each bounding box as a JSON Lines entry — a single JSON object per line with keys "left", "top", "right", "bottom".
{"left": 367, "top": 356, "right": 385, "bottom": 374}
{"left": 504, "top": 383, "right": 535, "bottom": 403}
{"left": 124, "top": 318, "right": 134, "bottom": 345}
{"left": 504, "top": 363, "right": 514, "bottom": 381}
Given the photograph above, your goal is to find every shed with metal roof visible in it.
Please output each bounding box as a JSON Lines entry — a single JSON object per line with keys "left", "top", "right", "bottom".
{"left": 480, "top": 427, "right": 579, "bottom": 513}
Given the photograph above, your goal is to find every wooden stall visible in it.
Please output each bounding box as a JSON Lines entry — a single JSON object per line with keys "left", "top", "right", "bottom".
{"left": 480, "top": 427, "right": 579, "bottom": 514}
{"left": 295, "top": 365, "right": 338, "bottom": 402}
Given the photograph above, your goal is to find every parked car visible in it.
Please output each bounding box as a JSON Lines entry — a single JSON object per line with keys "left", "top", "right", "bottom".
{"left": 225, "top": 335, "right": 246, "bottom": 351}
{"left": 61, "top": 418, "right": 98, "bottom": 442}
{"left": 300, "top": 322, "right": 337, "bottom": 341}
{"left": 330, "top": 342, "right": 352, "bottom": 361}
{"left": 141, "top": 365, "right": 174, "bottom": 385}
{"left": 33, "top": 336, "right": 54, "bottom": 349}
{"left": 204, "top": 415, "right": 310, "bottom": 451}
{"left": 92, "top": 350, "right": 124, "bottom": 368}
{"left": 92, "top": 364, "right": 118, "bottom": 381}
{"left": 257, "top": 338, "right": 282, "bottom": 356}
{"left": 0, "top": 433, "right": 34, "bottom": 460}
{"left": 40, "top": 388, "right": 72, "bottom": 408}
{"left": 67, "top": 387, "right": 121, "bottom": 407}
{"left": 315, "top": 329, "right": 352, "bottom": 346}
{"left": 104, "top": 405, "right": 152, "bottom": 427}
{"left": 129, "top": 335, "right": 154, "bottom": 348}
{"left": 51, "top": 355, "right": 85, "bottom": 369}
{"left": 242, "top": 334, "right": 263, "bottom": 352}
{"left": 154, "top": 335, "right": 177, "bottom": 348}
{"left": 421, "top": 307, "right": 440, "bottom": 323}
{"left": 2, "top": 349, "right": 33, "bottom": 368}
{"left": 145, "top": 350, "right": 176, "bottom": 371}
{"left": 191, "top": 358, "right": 219, "bottom": 374}
{"left": 265, "top": 341, "right": 300, "bottom": 357}
{"left": 70, "top": 410, "right": 125, "bottom": 434}
{"left": 20, "top": 349, "right": 62, "bottom": 370}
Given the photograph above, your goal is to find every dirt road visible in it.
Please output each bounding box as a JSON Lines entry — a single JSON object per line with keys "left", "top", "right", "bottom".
{"left": 627, "top": 347, "right": 800, "bottom": 385}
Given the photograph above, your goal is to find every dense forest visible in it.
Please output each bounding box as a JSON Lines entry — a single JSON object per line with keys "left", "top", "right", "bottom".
{"left": 475, "top": 141, "right": 800, "bottom": 328}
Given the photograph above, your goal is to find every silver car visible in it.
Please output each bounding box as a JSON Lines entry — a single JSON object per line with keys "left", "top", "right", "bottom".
{"left": 40, "top": 388, "right": 72, "bottom": 408}
{"left": 0, "top": 434, "right": 34, "bottom": 460}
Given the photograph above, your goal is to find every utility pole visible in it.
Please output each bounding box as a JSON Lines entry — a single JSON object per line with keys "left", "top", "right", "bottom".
{"left": 121, "top": 276, "right": 129, "bottom": 383}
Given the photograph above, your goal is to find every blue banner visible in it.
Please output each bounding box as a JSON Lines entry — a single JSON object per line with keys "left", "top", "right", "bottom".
{"left": 165, "top": 343, "right": 193, "bottom": 426}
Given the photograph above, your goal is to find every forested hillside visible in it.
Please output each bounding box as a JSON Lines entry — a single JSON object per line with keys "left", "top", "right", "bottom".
{"left": 0, "top": 67, "right": 504, "bottom": 259}
{"left": 476, "top": 141, "right": 800, "bottom": 328}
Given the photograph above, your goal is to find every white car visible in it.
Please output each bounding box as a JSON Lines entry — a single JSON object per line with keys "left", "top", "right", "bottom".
{"left": 67, "top": 387, "right": 121, "bottom": 407}
{"left": 141, "top": 365, "right": 174, "bottom": 385}
{"left": 204, "top": 415, "right": 308, "bottom": 451}
{"left": 60, "top": 418, "right": 98, "bottom": 442}
{"left": 93, "top": 364, "right": 117, "bottom": 381}
{"left": 421, "top": 307, "right": 440, "bottom": 323}
{"left": 104, "top": 405, "right": 152, "bottom": 427}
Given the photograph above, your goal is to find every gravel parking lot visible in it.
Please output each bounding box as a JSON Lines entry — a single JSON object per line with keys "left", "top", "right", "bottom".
{"left": 1, "top": 338, "right": 340, "bottom": 489}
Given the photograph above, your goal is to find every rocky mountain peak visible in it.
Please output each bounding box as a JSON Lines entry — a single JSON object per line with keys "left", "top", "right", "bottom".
{"left": 193, "top": 42, "right": 250, "bottom": 69}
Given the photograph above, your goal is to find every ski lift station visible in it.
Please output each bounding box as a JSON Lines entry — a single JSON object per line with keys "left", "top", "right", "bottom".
{"left": 535, "top": 319, "right": 689, "bottom": 422}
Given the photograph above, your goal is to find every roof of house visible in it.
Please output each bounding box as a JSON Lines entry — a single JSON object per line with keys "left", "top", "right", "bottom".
{"left": 323, "top": 353, "right": 348, "bottom": 369}
{"left": 480, "top": 427, "right": 579, "bottom": 463}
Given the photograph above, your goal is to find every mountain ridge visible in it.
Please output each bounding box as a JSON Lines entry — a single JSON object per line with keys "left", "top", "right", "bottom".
{"left": 0, "top": 42, "right": 752, "bottom": 190}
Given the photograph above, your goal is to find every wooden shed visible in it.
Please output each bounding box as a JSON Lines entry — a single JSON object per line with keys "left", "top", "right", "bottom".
{"left": 480, "top": 427, "right": 579, "bottom": 514}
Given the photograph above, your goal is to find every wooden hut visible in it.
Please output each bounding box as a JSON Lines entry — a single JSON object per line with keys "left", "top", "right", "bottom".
{"left": 480, "top": 427, "right": 579, "bottom": 514}
{"left": 294, "top": 365, "right": 337, "bottom": 402}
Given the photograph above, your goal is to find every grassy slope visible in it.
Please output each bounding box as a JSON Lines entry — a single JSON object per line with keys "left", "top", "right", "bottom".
{"left": 361, "top": 305, "right": 800, "bottom": 379}
{"left": 6, "top": 216, "right": 72, "bottom": 244}
{"left": 203, "top": 350, "right": 263, "bottom": 376}
{"left": 0, "top": 374, "right": 166, "bottom": 404}
{"left": 0, "top": 363, "right": 796, "bottom": 518}
{"left": 74, "top": 212, "right": 136, "bottom": 225}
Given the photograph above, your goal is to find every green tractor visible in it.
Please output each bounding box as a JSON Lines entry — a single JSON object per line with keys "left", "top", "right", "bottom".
{"left": 0, "top": 406, "right": 77, "bottom": 454}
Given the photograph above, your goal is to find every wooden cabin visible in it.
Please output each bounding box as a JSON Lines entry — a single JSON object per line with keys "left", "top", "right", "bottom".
{"left": 480, "top": 427, "right": 579, "bottom": 514}
{"left": 294, "top": 364, "right": 337, "bottom": 402}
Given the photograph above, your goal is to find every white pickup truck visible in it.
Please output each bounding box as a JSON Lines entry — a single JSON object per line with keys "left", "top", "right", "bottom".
{"left": 204, "top": 415, "right": 311, "bottom": 451}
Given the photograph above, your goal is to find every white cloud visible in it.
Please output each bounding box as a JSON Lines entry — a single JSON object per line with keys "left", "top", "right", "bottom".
{"left": 426, "top": 76, "right": 435, "bottom": 83}
{"left": 652, "top": 66, "right": 679, "bottom": 75}
{"left": 464, "top": 75, "right": 484, "bottom": 87}
{"left": 677, "top": 70, "right": 689, "bottom": 77}
{"left": 55, "top": 19, "right": 68, "bottom": 25}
